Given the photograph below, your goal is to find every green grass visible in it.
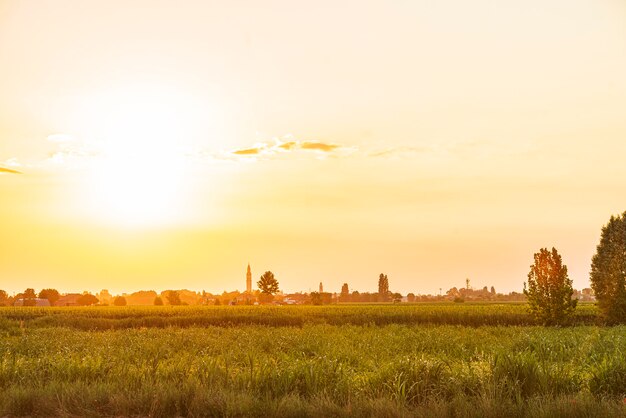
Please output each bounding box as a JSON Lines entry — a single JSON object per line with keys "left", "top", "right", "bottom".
{"left": 0, "top": 302, "right": 600, "bottom": 331}
{"left": 0, "top": 304, "right": 624, "bottom": 417}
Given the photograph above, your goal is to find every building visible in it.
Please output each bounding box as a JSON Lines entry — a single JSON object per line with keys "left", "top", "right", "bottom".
{"left": 14, "top": 298, "right": 50, "bottom": 307}
{"left": 55, "top": 293, "right": 82, "bottom": 306}
{"left": 246, "top": 263, "right": 252, "bottom": 293}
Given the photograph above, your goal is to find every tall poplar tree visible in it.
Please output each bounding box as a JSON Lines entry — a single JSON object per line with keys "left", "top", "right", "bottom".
{"left": 340, "top": 283, "right": 350, "bottom": 302}
{"left": 590, "top": 212, "right": 626, "bottom": 323}
{"left": 378, "top": 273, "right": 389, "bottom": 302}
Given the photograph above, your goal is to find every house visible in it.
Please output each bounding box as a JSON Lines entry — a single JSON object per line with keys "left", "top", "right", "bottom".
{"left": 14, "top": 298, "right": 50, "bottom": 307}
{"left": 55, "top": 293, "right": 82, "bottom": 306}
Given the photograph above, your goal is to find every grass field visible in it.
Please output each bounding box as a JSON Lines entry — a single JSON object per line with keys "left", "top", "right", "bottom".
{"left": 1, "top": 304, "right": 625, "bottom": 417}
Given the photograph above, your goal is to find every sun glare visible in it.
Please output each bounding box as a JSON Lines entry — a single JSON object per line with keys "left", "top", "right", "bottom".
{"left": 64, "top": 81, "right": 209, "bottom": 227}
{"left": 86, "top": 153, "right": 186, "bottom": 227}
{"left": 75, "top": 87, "right": 195, "bottom": 228}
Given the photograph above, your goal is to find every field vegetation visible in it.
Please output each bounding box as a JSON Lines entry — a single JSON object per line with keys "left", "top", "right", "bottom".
{"left": 0, "top": 304, "right": 624, "bottom": 417}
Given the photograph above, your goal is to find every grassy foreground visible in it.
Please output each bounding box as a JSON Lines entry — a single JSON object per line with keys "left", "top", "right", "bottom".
{"left": 0, "top": 305, "right": 625, "bottom": 417}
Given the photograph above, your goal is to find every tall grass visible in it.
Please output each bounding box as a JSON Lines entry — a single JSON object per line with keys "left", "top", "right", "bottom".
{"left": 0, "top": 303, "right": 600, "bottom": 332}
{"left": 0, "top": 316, "right": 624, "bottom": 416}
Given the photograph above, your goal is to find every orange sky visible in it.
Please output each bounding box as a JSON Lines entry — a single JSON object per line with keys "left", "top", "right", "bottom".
{"left": 1, "top": 0, "right": 626, "bottom": 295}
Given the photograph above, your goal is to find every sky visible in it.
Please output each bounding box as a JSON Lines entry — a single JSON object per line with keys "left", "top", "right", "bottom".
{"left": 1, "top": 0, "right": 625, "bottom": 295}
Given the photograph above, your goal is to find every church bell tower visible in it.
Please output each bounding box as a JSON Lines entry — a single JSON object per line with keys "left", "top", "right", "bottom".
{"left": 246, "top": 263, "right": 252, "bottom": 293}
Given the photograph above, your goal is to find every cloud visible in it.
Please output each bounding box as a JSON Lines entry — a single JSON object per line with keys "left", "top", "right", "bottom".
{"left": 229, "top": 138, "right": 349, "bottom": 159}
{"left": 0, "top": 167, "right": 21, "bottom": 174}
{"left": 300, "top": 142, "right": 340, "bottom": 152}
{"left": 233, "top": 148, "right": 261, "bottom": 155}
{"left": 369, "top": 146, "right": 432, "bottom": 158}
{"left": 278, "top": 141, "right": 297, "bottom": 151}
{"left": 23, "top": 133, "right": 355, "bottom": 171}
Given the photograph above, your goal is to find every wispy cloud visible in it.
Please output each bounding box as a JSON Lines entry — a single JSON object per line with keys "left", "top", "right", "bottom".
{"left": 0, "top": 167, "right": 21, "bottom": 174}
{"left": 278, "top": 142, "right": 297, "bottom": 151}
{"left": 229, "top": 138, "right": 352, "bottom": 160}
{"left": 369, "top": 139, "right": 536, "bottom": 161}
{"left": 300, "top": 141, "right": 340, "bottom": 152}
{"left": 18, "top": 133, "right": 356, "bottom": 172}
{"left": 232, "top": 148, "right": 261, "bottom": 156}
{"left": 369, "top": 146, "right": 432, "bottom": 158}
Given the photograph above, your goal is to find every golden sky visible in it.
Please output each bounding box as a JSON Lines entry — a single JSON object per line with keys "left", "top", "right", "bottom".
{"left": 1, "top": 0, "right": 625, "bottom": 295}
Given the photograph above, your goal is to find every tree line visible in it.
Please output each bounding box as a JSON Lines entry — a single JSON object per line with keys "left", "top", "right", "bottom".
{"left": 524, "top": 211, "right": 626, "bottom": 325}
{"left": 1, "top": 212, "right": 625, "bottom": 325}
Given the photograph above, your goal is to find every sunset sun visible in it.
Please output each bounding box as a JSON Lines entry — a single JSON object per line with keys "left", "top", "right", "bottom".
{"left": 85, "top": 152, "right": 186, "bottom": 227}
{"left": 73, "top": 85, "right": 198, "bottom": 227}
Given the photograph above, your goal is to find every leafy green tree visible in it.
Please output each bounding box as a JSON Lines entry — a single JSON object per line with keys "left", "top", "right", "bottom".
{"left": 22, "top": 288, "right": 37, "bottom": 306}
{"left": 153, "top": 296, "right": 164, "bottom": 306}
{"left": 320, "top": 292, "right": 333, "bottom": 304}
{"left": 310, "top": 291, "right": 322, "bottom": 305}
{"left": 378, "top": 274, "right": 389, "bottom": 302}
{"left": 0, "top": 290, "right": 8, "bottom": 306}
{"left": 165, "top": 291, "right": 182, "bottom": 306}
{"left": 446, "top": 287, "right": 460, "bottom": 300}
{"left": 590, "top": 212, "right": 626, "bottom": 323}
{"left": 77, "top": 293, "right": 99, "bottom": 306}
{"left": 524, "top": 247, "right": 577, "bottom": 325}
{"left": 257, "top": 271, "right": 279, "bottom": 295}
{"left": 38, "top": 288, "right": 60, "bottom": 305}
{"left": 310, "top": 292, "right": 333, "bottom": 305}
{"left": 113, "top": 296, "right": 127, "bottom": 306}
{"left": 339, "top": 283, "right": 350, "bottom": 302}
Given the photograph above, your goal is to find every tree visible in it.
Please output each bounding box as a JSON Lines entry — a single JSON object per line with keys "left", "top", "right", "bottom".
{"left": 257, "top": 271, "right": 279, "bottom": 295}
{"left": 310, "top": 292, "right": 322, "bottom": 305}
{"left": 0, "top": 290, "right": 9, "bottom": 306}
{"left": 165, "top": 291, "right": 182, "bottom": 306}
{"left": 590, "top": 212, "right": 626, "bottom": 323}
{"left": 406, "top": 293, "right": 416, "bottom": 303}
{"left": 77, "top": 293, "right": 99, "bottom": 306}
{"left": 22, "top": 288, "right": 37, "bottom": 306}
{"left": 320, "top": 292, "right": 333, "bottom": 305}
{"left": 154, "top": 296, "right": 164, "bottom": 306}
{"left": 446, "top": 287, "right": 460, "bottom": 300}
{"left": 339, "top": 283, "right": 350, "bottom": 302}
{"left": 378, "top": 273, "right": 389, "bottom": 302}
{"left": 113, "top": 296, "right": 127, "bottom": 306}
{"left": 524, "top": 247, "right": 577, "bottom": 325}
{"left": 38, "top": 289, "right": 60, "bottom": 305}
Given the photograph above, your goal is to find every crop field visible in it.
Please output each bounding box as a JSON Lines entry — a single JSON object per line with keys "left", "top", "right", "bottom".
{"left": 0, "top": 304, "right": 625, "bottom": 417}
